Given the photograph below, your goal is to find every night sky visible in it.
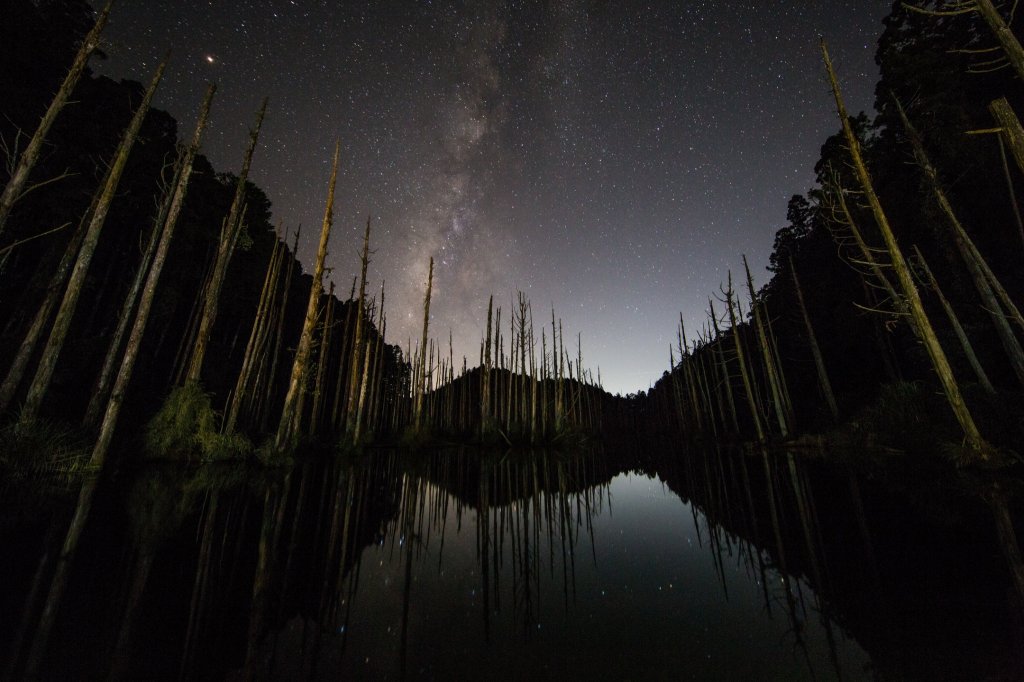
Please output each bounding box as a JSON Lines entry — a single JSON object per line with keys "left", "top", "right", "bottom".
{"left": 95, "top": 1, "right": 890, "bottom": 395}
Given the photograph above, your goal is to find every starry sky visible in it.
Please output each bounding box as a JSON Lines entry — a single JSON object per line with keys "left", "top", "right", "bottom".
{"left": 95, "top": 0, "right": 890, "bottom": 395}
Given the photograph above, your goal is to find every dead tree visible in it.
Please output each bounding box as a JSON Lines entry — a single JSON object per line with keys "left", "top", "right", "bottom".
{"left": 275, "top": 142, "right": 340, "bottom": 451}
{"left": 0, "top": 0, "right": 115, "bottom": 237}
{"left": 823, "top": 40, "right": 988, "bottom": 457}
{"left": 20, "top": 58, "right": 167, "bottom": 425}
{"left": 185, "top": 98, "right": 268, "bottom": 384}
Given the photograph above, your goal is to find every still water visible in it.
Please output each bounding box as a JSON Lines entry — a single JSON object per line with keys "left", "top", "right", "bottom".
{"left": 2, "top": 446, "right": 1022, "bottom": 679}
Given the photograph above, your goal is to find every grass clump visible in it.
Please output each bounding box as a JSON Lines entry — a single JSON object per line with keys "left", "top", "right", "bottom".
{"left": 145, "top": 382, "right": 252, "bottom": 461}
{"left": 0, "top": 416, "right": 91, "bottom": 479}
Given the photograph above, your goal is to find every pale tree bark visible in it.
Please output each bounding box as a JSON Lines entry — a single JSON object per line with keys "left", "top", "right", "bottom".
{"left": 225, "top": 236, "right": 283, "bottom": 432}
{"left": 185, "top": 97, "right": 268, "bottom": 384}
{"left": 260, "top": 226, "right": 299, "bottom": 431}
{"left": 790, "top": 256, "right": 840, "bottom": 419}
{"left": 91, "top": 83, "right": 216, "bottom": 467}
{"left": 275, "top": 142, "right": 340, "bottom": 451}
{"left": 413, "top": 257, "right": 434, "bottom": 432}
{"left": 895, "top": 97, "right": 1024, "bottom": 387}
{"left": 0, "top": 0, "right": 115, "bottom": 237}
{"left": 973, "top": 0, "right": 1024, "bottom": 81}
{"left": 744, "top": 254, "right": 789, "bottom": 436}
{"left": 481, "top": 295, "right": 493, "bottom": 436}
{"left": 353, "top": 284, "right": 383, "bottom": 443}
{"left": 823, "top": 40, "right": 988, "bottom": 457}
{"left": 726, "top": 273, "right": 765, "bottom": 442}
{"left": 913, "top": 245, "right": 996, "bottom": 395}
{"left": 83, "top": 150, "right": 185, "bottom": 427}
{"left": 0, "top": 179, "right": 105, "bottom": 414}
{"left": 20, "top": 57, "right": 167, "bottom": 425}
{"left": 344, "top": 217, "right": 372, "bottom": 436}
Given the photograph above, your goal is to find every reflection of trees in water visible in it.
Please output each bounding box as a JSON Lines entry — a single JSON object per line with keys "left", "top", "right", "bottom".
{"left": 657, "top": 444, "right": 1024, "bottom": 681}
{"left": 5, "top": 444, "right": 1023, "bottom": 679}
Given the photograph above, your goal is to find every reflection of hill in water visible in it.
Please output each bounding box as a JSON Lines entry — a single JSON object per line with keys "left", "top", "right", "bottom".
{"left": 410, "top": 446, "right": 623, "bottom": 510}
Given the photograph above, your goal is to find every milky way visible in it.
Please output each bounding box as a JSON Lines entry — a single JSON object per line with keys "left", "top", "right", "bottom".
{"left": 96, "top": 0, "right": 889, "bottom": 394}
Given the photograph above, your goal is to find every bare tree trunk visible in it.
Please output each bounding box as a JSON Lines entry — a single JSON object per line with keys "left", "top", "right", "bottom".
{"left": 353, "top": 282, "right": 383, "bottom": 443}
{"left": 89, "top": 83, "right": 216, "bottom": 467}
{"left": 744, "top": 255, "right": 789, "bottom": 436}
{"left": 790, "top": 257, "right": 839, "bottom": 419}
{"left": 896, "top": 98, "right": 1024, "bottom": 387}
{"left": 259, "top": 227, "right": 299, "bottom": 431}
{"left": 973, "top": 0, "right": 1024, "bottom": 82}
{"left": 275, "top": 143, "right": 339, "bottom": 451}
{"left": 0, "top": 0, "right": 115, "bottom": 237}
{"left": 309, "top": 283, "right": 335, "bottom": 436}
{"left": 913, "top": 246, "right": 997, "bottom": 396}
{"left": 225, "top": 238, "right": 283, "bottom": 432}
{"left": 413, "top": 257, "right": 434, "bottom": 432}
{"left": 185, "top": 98, "right": 268, "bottom": 384}
{"left": 344, "top": 219, "right": 372, "bottom": 436}
{"left": 20, "top": 58, "right": 167, "bottom": 424}
{"left": 726, "top": 273, "right": 765, "bottom": 442}
{"left": 823, "top": 41, "right": 988, "bottom": 457}
{"left": 481, "top": 295, "right": 493, "bottom": 437}
{"left": 0, "top": 189, "right": 99, "bottom": 413}
{"left": 83, "top": 150, "right": 185, "bottom": 428}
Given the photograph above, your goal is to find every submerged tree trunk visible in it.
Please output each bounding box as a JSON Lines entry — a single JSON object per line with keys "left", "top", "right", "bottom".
{"left": 275, "top": 142, "right": 340, "bottom": 451}
{"left": 823, "top": 40, "right": 988, "bottom": 458}
{"left": 185, "top": 98, "right": 268, "bottom": 385}
{"left": 20, "top": 58, "right": 167, "bottom": 425}
{"left": 0, "top": 0, "right": 115, "bottom": 237}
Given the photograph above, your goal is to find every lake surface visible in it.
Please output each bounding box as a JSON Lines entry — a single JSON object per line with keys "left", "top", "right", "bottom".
{"left": 2, "top": 445, "right": 1022, "bottom": 679}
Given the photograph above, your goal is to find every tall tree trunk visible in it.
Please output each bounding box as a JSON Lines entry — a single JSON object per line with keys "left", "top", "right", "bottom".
{"left": 481, "top": 295, "right": 493, "bottom": 437}
{"left": 260, "top": 227, "right": 299, "bottom": 431}
{"left": 726, "top": 273, "right": 765, "bottom": 442}
{"left": 0, "top": 184, "right": 101, "bottom": 413}
{"left": 744, "top": 255, "right": 789, "bottom": 436}
{"left": 225, "top": 237, "right": 283, "bottom": 432}
{"left": 185, "top": 98, "right": 268, "bottom": 384}
{"left": 413, "top": 257, "right": 434, "bottom": 432}
{"left": 913, "top": 246, "right": 996, "bottom": 395}
{"left": 789, "top": 257, "right": 839, "bottom": 419}
{"left": 0, "top": 0, "right": 115, "bottom": 237}
{"left": 20, "top": 58, "right": 167, "bottom": 424}
{"left": 275, "top": 142, "right": 339, "bottom": 451}
{"left": 83, "top": 150, "right": 185, "bottom": 428}
{"left": 896, "top": 98, "right": 1024, "bottom": 386}
{"left": 823, "top": 41, "right": 988, "bottom": 457}
{"left": 973, "top": 0, "right": 1024, "bottom": 82}
{"left": 90, "top": 83, "right": 216, "bottom": 467}
{"left": 344, "top": 218, "right": 372, "bottom": 437}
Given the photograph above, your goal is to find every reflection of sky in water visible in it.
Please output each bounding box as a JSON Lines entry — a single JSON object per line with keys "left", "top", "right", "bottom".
{"left": 325, "top": 473, "right": 872, "bottom": 680}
